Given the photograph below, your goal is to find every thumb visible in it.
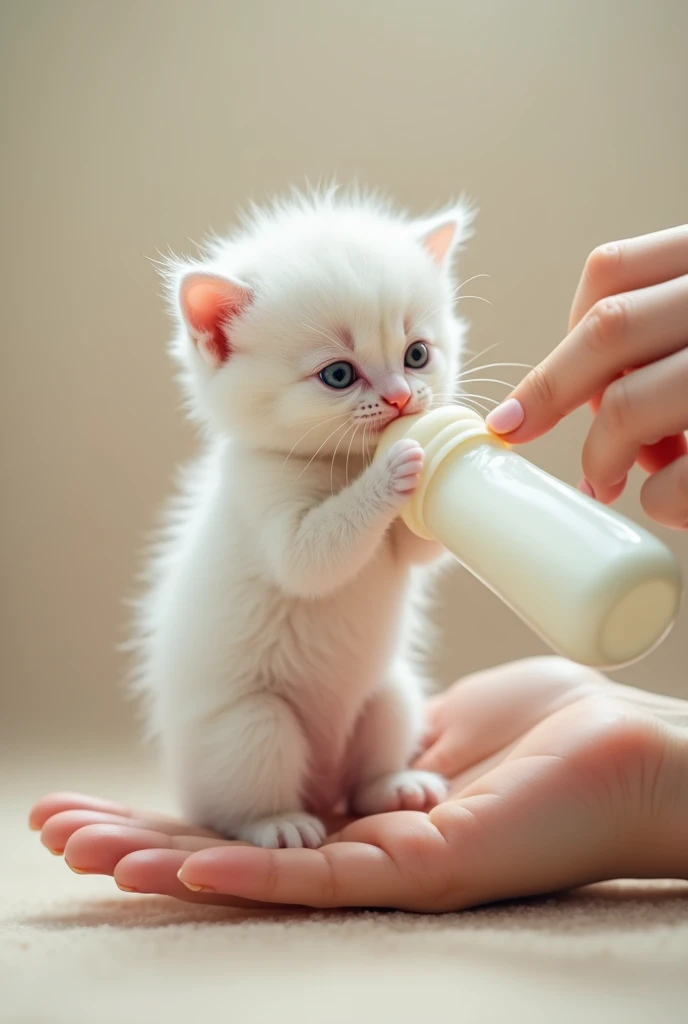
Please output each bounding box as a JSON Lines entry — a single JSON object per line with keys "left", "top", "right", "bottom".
{"left": 428, "top": 753, "right": 624, "bottom": 908}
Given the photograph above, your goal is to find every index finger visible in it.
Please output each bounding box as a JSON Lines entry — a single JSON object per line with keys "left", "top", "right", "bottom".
{"left": 486, "top": 272, "right": 688, "bottom": 443}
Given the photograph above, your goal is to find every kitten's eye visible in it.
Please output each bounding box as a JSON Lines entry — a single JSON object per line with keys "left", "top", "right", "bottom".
{"left": 319, "top": 361, "right": 357, "bottom": 389}
{"left": 404, "top": 342, "right": 429, "bottom": 369}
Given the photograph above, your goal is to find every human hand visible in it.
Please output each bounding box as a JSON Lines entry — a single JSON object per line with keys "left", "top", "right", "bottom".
{"left": 30, "top": 657, "right": 688, "bottom": 912}
{"left": 486, "top": 225, "right": 688, "bottom": 528}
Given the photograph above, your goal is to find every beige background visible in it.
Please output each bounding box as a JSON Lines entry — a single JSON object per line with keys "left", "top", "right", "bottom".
{"left": 2, "top": 7, "right": 688, "bottom": 1021}
{"left": 2, "top": 0, "right": 687, "bottom": 750}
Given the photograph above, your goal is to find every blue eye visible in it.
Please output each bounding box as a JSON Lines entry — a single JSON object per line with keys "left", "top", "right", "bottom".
{"left": 320, "top": 361, "right": 357, "bottom": 389}
{"left": 404, "top": 342, "right": 429, "bottom": 369}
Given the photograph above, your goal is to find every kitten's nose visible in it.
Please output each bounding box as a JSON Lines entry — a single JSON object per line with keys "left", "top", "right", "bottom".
{"left": 382, "top": 387, "right": 412, "bottom": 411}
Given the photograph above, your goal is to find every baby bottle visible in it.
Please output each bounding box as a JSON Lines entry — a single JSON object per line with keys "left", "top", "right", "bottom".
{"left": 376, "top": 405, "right": 683, "bottom": 668}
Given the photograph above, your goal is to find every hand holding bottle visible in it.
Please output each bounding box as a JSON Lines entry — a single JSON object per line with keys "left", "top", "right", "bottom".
{"left": 486, "top": 225, "right": 688, "bottom": 529}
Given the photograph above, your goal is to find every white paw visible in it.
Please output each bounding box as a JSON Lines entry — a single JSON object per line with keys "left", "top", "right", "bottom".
{"left": 378, "top": 439, "right": 424, "bottom": 508}
{"left": 235, "top": 812, "right": 327, "bottom": 849}
{"left": 353, "top": 770, "right": 448, "bottom": 815}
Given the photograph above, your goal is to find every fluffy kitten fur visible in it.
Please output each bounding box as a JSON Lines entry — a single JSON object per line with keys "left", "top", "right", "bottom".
{"left": 135, "top": 188, "right": 472, "bottom": 849}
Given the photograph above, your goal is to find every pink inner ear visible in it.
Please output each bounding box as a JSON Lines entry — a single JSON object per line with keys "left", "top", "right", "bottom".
{"left": 181, "top": 276, "right": 250, "bottom": 366}
{"left": 421, "top": 221, "right": 456, "bottom": 267}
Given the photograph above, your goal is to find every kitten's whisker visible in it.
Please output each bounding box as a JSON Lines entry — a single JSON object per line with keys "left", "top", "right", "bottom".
{"left": 458, "top": 392, "right": 500, "bottom": 406}
{"left": 362, "top": 423, "right": 372, "bottom": 468}
{"left": 281, "top": 413, "right": 351, "bottom": 473}
{"left": 409, "top": 284, "right": 467, "bottom": 332}
{"left": 460, "top": 341, "right": 503, "bottom": 369}
{"left": 301, "top": 319, "right": 340, "bottom": 345}
{"left": 433, "top": 389, "right": 500, "bottom": 407}
{"left": 455, "top": 361, "right": 533, "bottom": 378}
{"left": 345, "top": 423, "right": 361, "bottom": 487}
{"left": 464, "top": 400, "right": 491, "bottom": 414}
{"left": 431, "top": 395, "right": 461, "bottom": 405}
{"left": 453, "top": 273, "right": 492, "bottom": 294}
{"left": 295, "top": 419, "right": 352, "bottom": 482}
{"left": 454, "top": 295, "right": 493, "bottom": 306}
{"left": 413, "top": 291, "right": 492, "bottom": 333}
{"left": 429, "top": 380, "right": 500, "bottom": 413}
{"left": 412, "top": 275, "right": 492, "bottom": 333}
{"left": 330, "top": 420, "right": 357, "bottom": 495}
{"left": 429, "top": 381, "right": 461, "bottom": 395}
{"left": 432, "top": 395, "right": 493, "bottom": 415}
{"left": 453, "top": 376, "right": 517, "bottom": 388}
{"left": 429, "top": 381, "right": 459, "bottom": 396}
{"left": 431, "top": 394, "right": 486, "bottom": 414}
{"left": 407, "top": 303, "right": 438, "bottom": 335}
{"left": 301, "top": 319, "right": 351, "bottom": 355}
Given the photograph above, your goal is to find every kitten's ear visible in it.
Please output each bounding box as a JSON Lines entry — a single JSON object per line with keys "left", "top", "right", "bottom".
{"left": 413, "top": 201, "right": 475, "bottom": 269}
{"left": 178, "top": 271, "right": 253, "bottom": 369}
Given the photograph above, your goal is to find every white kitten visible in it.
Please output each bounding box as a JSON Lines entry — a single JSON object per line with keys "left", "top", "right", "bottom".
{"left": 133, "top": 187, "right": 472, "bottom": 849}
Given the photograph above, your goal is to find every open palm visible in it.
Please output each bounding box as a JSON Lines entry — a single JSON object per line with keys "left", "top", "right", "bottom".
{"left": 31, "top": 657, "right": 688, "bottom": 912}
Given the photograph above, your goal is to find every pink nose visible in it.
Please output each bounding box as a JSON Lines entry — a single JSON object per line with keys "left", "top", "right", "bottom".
{"left": 383, "top": 389, "right": 411, "bottom": 411}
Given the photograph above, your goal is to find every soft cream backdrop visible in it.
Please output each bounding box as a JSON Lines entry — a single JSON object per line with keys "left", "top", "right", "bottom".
{"left": 2, "top": 0, "right": 686, "bottom": 748}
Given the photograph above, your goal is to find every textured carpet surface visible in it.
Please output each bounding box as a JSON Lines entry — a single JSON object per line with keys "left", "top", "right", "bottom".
{"left": 2, "top": 749, "right": 687, "bottom": 1023}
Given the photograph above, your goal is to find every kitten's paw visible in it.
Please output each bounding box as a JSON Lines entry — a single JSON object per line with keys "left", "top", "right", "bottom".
{"left": 353, "top": 770, "right": 448, "bottom": 815}
{"left": 236, "top": 812, "right": 326, "bottom": 849}
{"left": 377, "top": 439, "right": 424, "bottom": 508}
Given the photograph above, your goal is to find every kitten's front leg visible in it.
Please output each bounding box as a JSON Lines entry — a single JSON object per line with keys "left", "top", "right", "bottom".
{"left": 350, "top": 665, "right": 448, "bottom": 815}
{"left": 266, "top": 440, "right": 424, "bottom": 597}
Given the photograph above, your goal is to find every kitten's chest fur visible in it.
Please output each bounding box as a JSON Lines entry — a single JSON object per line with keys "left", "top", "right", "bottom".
{"left": 142, "top": 441, "right": 419, "bottom": 806}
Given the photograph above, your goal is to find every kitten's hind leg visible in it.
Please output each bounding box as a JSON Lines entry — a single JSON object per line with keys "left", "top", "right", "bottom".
{"left": 171, "top": 693, "right": 325, "bottom": 850}
{"left": 350, "top": 665, "right": 448, "bottom": 816}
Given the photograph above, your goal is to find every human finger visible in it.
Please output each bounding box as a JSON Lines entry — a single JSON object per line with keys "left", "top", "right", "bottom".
{"left": 114, "top": 849, "right": 277, "bottom": 908}
{"left": 29, "top": 792, "right": 140, "bottom": 831}
{"left": 569, "top": 225, "right": 688, "bottom": 330}
{"left": 62, "top": 824, "right": 238, "bottom": 875}
{"left": 640, "top": 453, "right": 688, "bottom": 529}
{"left": 486, "top": 273, "right": 688, "bottom": 442}
{"left": 40, "top": 809, "right": 218, "bottom": 856}
{"left": 581, "top": 348, "right": 688, "bottom": 502}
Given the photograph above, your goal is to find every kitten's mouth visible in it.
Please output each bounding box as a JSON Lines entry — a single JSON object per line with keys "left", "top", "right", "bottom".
{"left": 366, "top": 407, "right": 427, "bottom": 433}
{"left": 368, "top": 418, "right": 395, "bottom": 432}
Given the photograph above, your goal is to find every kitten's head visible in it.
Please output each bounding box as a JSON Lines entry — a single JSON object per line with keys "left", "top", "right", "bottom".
{"left": 165, "top": 188, "right": 473, "bottom": 457}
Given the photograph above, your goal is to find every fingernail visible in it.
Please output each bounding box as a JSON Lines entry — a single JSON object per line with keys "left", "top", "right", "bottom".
{"left": 579, "top": 479, "right": 595, "bottom": 498}
{"left": 66, "top": 862, "right": 89, "bottom": 874}
{"left": 485, "top": 398, "right": 525, "bottom": 434}
{"left": 116, "top": 883, "right": 138, "bottom": 893}
{"left": 177, "top": 869, "right": 213, "bottom": 893}
{"left": 48, "top": 847, "right": 64, "bottom": 856}
{"left": 28, "top": 820, "right": 41, "bottom": 831}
